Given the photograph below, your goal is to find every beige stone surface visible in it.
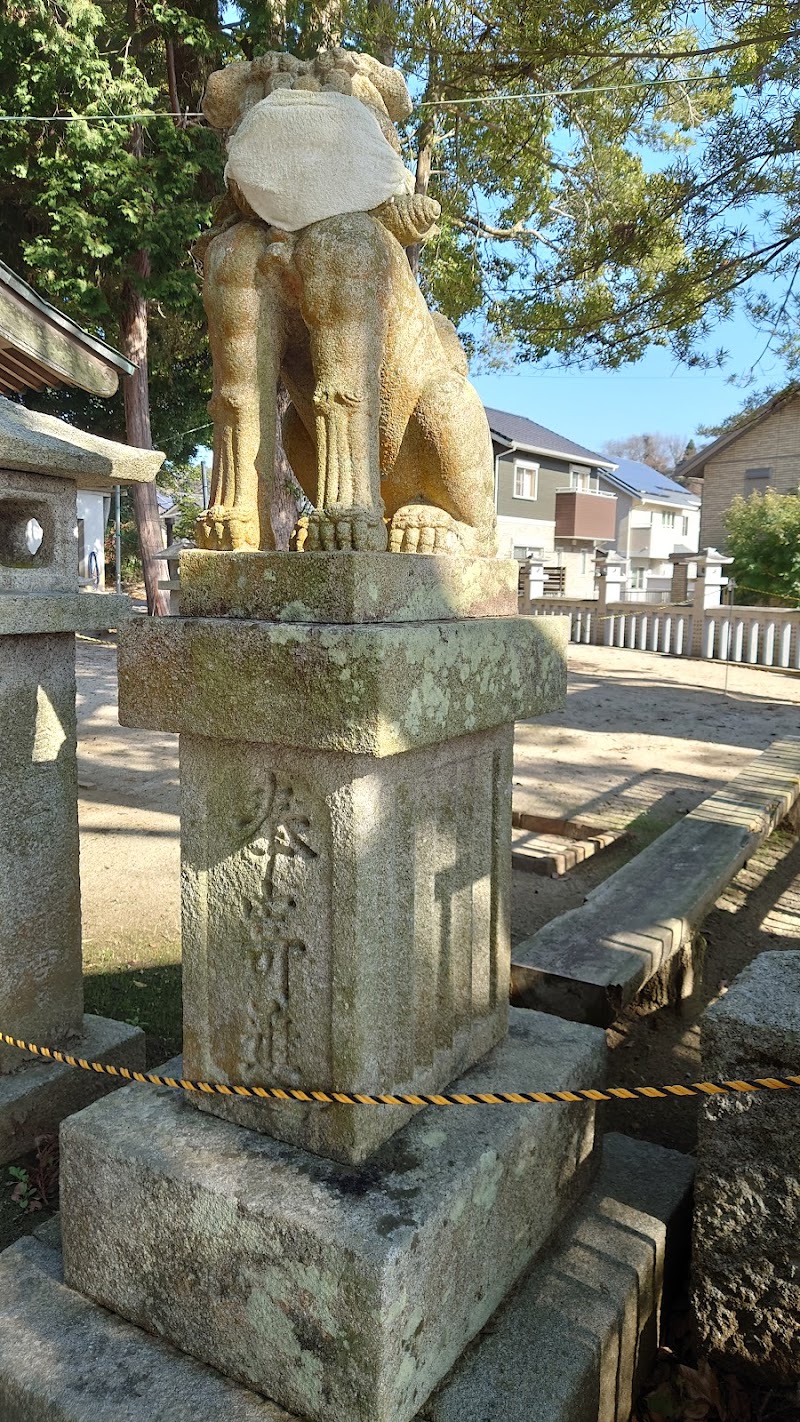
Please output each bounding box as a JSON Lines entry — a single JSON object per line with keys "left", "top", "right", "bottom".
{"left": 196, "top": 50, "right": 496, "bottom": 557}
{"left": 0, "top": 1133, "right": 693, "bottom": 1422}
{"left": 178, "top": 550, "right": 519, "bottom": 623}
{"left": 118, "top": 612, "right": 567, "bottom": 756}
{"left": 182, "top": 726, "right": 513, "bottom": 1161}
{"left": 692, "top": 950, "right": 800, "bottom": 1386}
{"left": 0, "top": 396, "right": 163, "bottom": 487}
{"left": 0, "top": 633, "right": 82, "bottom": 1072}
{"left": 0, "top": 1237, "right": 290, "bottom": 1421}
{"left": 61, "top": 1011, "right": 605, "bottom": 1422}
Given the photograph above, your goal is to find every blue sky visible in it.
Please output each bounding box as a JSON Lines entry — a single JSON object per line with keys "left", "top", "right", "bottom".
{"left": 471, "top": 308, "right": 789, "bottom": 459}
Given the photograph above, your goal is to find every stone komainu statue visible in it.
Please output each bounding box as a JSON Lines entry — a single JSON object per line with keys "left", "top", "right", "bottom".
{"left": 196, "top": 48, "right": 497, "bottom": 556}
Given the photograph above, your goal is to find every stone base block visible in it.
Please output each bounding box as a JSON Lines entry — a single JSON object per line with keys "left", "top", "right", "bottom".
{"left": 0, "top": 1237, "right": 289, "bottom": 1421}
{"left": 61, "top": 1010, "right": 605, "bottom": 1422}
{"left": 0, "top": 1134, "right": 692, "bottom": 1422}
{"left": 0, "top": 1013, "right": 145, "bottom": 1166}
{"left": 424, "top": 1133, "right": 695, "bottom": 1422}
{"left": 178, "top": 550, "right": 520, "bottom": 624}
{"left": 692, "top": 950, "right": 800, "bottom": 1386}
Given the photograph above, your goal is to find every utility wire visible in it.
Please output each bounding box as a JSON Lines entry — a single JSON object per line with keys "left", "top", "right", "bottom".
{"left": 0, "top": 73, "right": 747, "bottom": 124}
{"left": 419, "top": 74, "right": 737, "bottom": 106}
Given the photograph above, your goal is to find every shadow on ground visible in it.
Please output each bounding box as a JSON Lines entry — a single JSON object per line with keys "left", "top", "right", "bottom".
{"left": 84, "top": 962, "right": 182, "bottom": 1069}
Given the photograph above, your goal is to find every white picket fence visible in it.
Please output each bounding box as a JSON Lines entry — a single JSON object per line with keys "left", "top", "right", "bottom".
{"left": 526, "top": 600, "right": 800, "bottom": 670}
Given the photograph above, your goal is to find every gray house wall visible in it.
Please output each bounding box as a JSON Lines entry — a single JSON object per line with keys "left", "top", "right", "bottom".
{"left": 495, "top": 448, "right": 589, "bottom": 522}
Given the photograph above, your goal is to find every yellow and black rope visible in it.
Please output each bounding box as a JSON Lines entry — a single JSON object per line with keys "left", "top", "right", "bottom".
{"left": 1, "top": 1032, "right": 798, "bottom": 1107}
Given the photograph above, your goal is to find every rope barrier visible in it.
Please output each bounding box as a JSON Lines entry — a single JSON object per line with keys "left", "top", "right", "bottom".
{"left": 1, "top": 1033, "right": 798, "bottom": 1107}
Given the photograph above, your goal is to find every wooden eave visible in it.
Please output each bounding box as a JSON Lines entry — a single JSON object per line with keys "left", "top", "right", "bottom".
{"left": 0, "top": 264, "right": 135, "bottom": 398}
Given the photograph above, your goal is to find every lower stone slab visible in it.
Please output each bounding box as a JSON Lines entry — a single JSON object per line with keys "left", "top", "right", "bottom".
{"left": 0, "top": 1237, "right": 288, "bottom": 1421}
{"left": 61, "top": 1010, "right": 605, "bottom": 1422}
{"left": 423, "top": 1133, "right": 695, "bottom": 1422}
{"left": 0, "top": 1134, "right": 692, "bottom": 1422}
{"left": 0, "top": 1014, "right": 145, "bottom": 1166}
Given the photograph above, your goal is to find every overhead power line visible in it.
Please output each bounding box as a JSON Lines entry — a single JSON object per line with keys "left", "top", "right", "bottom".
{"left": 0, "top": 71, "right": 752, "bottom": 125}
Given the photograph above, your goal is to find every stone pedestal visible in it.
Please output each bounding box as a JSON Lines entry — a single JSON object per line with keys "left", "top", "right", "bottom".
{"left": 4, "top": 548, "right": 618, "bottom": 1422}
{"left": 118, "top": 552, "right": 567, "bottom": 1162}
{"left": 61, "top": 1012, "right": 605, "bottom": 1422}
{"left": 0, "top": 1131, "right": 695, "bottom": 1422}
{"left": 0, "top": 408, "right": 160, "bottom": 1152}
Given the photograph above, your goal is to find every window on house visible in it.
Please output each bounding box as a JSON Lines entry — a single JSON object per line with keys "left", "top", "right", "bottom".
{"left": 631, "top": 567, "right": 646, "bottom": 589}
{"left": 681, "top": 515, "right": 689, "bottom": 536}
{"left": 513, "top": 463, "right": 538, "bottom": 499}
{"left": 662, "top": 511, "right": 676, "bottom": 529}
{"left": 569, "top": 464, "right": 597, "bottom": 492}
{"left": 744, "top": 467, "right": 772, "bottom": 486}
{"left": 512, "top": 545, "right": 543, "bottom": 562}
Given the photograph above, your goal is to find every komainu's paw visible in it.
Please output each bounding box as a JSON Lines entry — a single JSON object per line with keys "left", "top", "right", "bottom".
{"left": 388, "top": 504, "right": 460, "bottom": 554}
{"left": 195, "top": 506, "right": 260, "bottom": 552}
{"left": 292, "top": 505, "right": 388, "bottom": 552}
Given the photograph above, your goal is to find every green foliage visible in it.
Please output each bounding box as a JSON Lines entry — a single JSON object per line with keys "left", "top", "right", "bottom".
{"left": 4, "top": 0, "right": 800, "bottom": 442}
{"left": 6, "top": 1136, "right": 59, "bottom": 1215}
{"left": 724, "top": 488, "right": 800, "bottom": 605}
{"left": 391, "top": 0, "right": 800, "bottom": 368}
{"left": 0, "top": 0, "right": 229, "bottom": 451}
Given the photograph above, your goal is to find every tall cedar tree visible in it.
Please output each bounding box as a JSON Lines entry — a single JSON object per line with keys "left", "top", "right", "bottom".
{"left": 0, "top": 0, "right": 228, "bottom": 610}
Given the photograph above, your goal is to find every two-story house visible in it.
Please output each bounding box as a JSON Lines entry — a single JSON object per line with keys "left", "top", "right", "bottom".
{"left": 486, "top": 408, "right": 618, "bottom": 593}
{"left": 676, "top": 383, "right": 800, "bottom": 550}
{"left": 602, "top": 459, "right": 701, "bottom": 593}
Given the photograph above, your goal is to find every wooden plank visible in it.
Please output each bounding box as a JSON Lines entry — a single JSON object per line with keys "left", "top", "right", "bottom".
{"left": 0, "top": 345, "right": 54, "bottom": 390}
{"left": 0, "top": 285, "right": 118, "bottom": 397}
{"left": 511, "top": 737, "right": 800, "bottom": 1025}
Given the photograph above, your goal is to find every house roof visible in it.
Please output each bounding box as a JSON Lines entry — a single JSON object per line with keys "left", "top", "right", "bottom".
{"left": 0, "top": 260, "right": 135, "bottom": 399}
{"left": 602, "top": 458, "right": 700, "bottom": 507}
{"left": 485, "top": 407, "right": 615, "bottom": 467}
{"left": 677, "top": 383, "right": 800, "bottom": 478}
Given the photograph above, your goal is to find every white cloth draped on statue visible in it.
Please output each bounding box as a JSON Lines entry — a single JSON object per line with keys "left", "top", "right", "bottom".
{"left": 224, "top": 89, "right": 415, "bottom": 232}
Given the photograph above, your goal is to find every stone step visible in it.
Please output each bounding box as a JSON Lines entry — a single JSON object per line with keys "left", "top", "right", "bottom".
{"left": 0, "top": 1236, "right": 288, "bottom": 1421}
{"left": 0, "top": 1134, "right": 693, "bottom": 1422}
{"left": 423, "top": 1132, "right": 694, "bottom": 1422}
{"left": 0, "top": 1014, "right": 144, "bottom": 1167}
{"left": 511, "top": 737, "right": 800, "bottom": 1025}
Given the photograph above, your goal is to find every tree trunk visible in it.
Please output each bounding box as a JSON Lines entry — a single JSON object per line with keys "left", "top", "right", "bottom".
{"left": 120, "top": 250, "right": 169, "bottom": 617}
{"left": 367, "top": 0, "right": 395, "bottom": 66}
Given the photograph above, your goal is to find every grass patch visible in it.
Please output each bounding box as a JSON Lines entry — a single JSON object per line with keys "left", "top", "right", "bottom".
{"left": 84, "top": 961, "right": 182, "bottom": 1068}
